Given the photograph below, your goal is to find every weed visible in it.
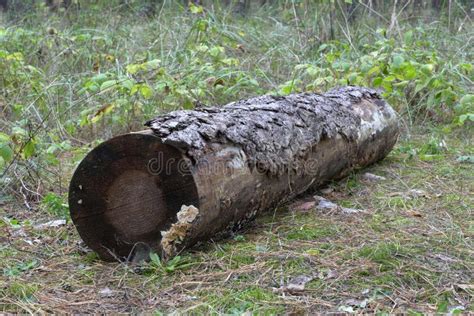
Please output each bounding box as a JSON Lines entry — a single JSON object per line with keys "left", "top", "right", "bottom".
{"left": 147, "top": 252, "right": 195, "bottom": 275}
{"left": 41, "top": 192, "right": 69, "bottom": 219}
{"left": 2, "top": 281, "right": 39, "bottom": 301}
{"left": 3, "top": 259, "right": 38, "bottom": 277}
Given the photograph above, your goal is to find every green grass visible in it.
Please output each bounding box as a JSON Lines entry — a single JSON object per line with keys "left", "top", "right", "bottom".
{"left": 0, "top": 128, "right": 472, "bottom": 313}
{"left": 0, "top": 1, "right": 473, "bottom": 314}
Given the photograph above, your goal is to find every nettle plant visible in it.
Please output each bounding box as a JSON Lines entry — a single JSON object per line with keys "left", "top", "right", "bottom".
{"left": 291, "top": 27, "right": 473, "bottom": 124}
{"left": 78, "top": 12, "right": 260, "bottom": 128}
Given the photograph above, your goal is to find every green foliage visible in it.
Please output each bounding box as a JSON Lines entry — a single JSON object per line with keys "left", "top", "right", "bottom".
{"left": 3, "top": 259, "right": 38, "bottom": 277}
{"left": 41, "top": 192, "right": 69, "bottom": 219}
{"left": 0, "top": 3, "right": 472, "bottom": 191}
{"left": 293, "top": 27, "right": 473, "bottom": 122}
{"left": 0, "top": 3, "right": 473, "bottom": 313}
{"left": 147, "top": 253, "right": 194, "bottom": 275}
{"left": 2, "top": 281, "right": 39, "bottom": 301}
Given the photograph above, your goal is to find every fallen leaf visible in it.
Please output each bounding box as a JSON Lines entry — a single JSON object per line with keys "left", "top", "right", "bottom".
{"left": 407, "top": 189, "right": 429, "bottom": 198}
{"left": 320, "top": 187, "right": 334, "bottom": 195}
{"left": 99, "top": 287, "right": 113, "bottom": 298}
{"left": 338, "top": 305, "right": 355, "bottom": 313}
{"left": 325, "top": 270, "right": 339, "bottom": 279}
{"left": 294, "top": 201, "right": 316, "bottom": 211}
{"left": 362, "top": 172, "right": 386, "bottom": 182}
{"left": 24, "top": 238, "right": 42, "bottom": 246}
{"left": 34, "top": 219, "right": 67, "bottom": 230}
{"left": 431, "top": 253, "right": 458, "bottom": 263}
{"left": 275, "top": 275, "right": 313, "bottom": 294}
{"left": 314, "top": 195, "right": 338, "bottom": 210}
{"left": 406, "top": 210, "right": 423, "bottom": 218}
{"left": 387, "top": 192, "right": 404, "bottom": 197}
{"left": 345, "top": 298, "right": 369, "bottom": 308}
{"left": 314, "top": 195, "right": 366, "bottom": 214}
{"left": 456, "top": 284, "right": 474, "bottom": 291}
{"left": 341, "top": 207, "right": 367, "bottom": 214}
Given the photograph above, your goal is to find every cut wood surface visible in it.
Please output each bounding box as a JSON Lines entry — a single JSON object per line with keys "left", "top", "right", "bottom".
{"left": 69, "top": 86, "right": 400, "bottom": 261}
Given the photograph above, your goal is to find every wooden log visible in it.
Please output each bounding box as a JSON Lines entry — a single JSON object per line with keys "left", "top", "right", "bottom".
{"left": 69, "top": 86, "right": 399, "bottom": 261}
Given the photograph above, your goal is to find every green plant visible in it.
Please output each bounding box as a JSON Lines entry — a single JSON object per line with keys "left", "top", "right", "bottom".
{"left": 3, "top": 259, "right": 38, "bottom": 277}
{"left": 147, "top": 253, "right": 194, "bottom": 275}
{"left": 41, "top": 192, "right": 69, "bottom": 219}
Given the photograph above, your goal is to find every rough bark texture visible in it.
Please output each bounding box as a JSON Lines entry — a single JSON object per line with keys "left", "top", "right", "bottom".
{"left": 69, "top": 86, "right": 399, "bottom": 261}
{"left": 146, "top": 87, "right": 390, "bottom": 176}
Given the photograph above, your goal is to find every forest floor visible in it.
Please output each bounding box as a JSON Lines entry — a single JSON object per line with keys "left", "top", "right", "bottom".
{"left": 1, "top": 126, "right": 472, "bottom": 314}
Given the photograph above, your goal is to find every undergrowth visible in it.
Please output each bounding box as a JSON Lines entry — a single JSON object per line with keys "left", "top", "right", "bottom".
{"left": 0, "top": 1, "right": 473, "bottom": 313}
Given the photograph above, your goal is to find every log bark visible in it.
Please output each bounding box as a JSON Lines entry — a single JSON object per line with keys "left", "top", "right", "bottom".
{"left": 69, "top": 86, "right": 399, "bottom": 261}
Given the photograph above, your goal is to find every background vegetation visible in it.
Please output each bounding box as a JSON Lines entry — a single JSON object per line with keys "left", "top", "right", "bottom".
{"left": 0, "top": 0, "right": 472, "bottom": 313}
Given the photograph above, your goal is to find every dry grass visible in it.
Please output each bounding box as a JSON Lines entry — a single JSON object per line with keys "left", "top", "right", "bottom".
{"left": 1, "top": 2, "right": 472, "bottom": 313}
{"left": 1, "top": 127, "right": 472, "bottom": 314}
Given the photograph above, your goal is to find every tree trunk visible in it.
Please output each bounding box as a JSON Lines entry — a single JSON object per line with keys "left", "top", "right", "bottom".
{"left": 69, "top": 86, "right": 399, "bottom": 261}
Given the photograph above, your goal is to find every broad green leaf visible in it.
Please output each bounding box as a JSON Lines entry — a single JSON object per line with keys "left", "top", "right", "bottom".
{"left": 84, "top": 81, "right": 99, "bottom": 92}
{"left": 189, "top": 3, "right": 203, "bottom": 14}
{"left": 460, "top": 63, "right": 473, "bottom": 73}
{"left": 421, "top": 64, "right": 434, "bottom": 75}
{"left": 393, "top": 80, "right": 409, "bottom": 88}
{"left": 140, "top": 84, "right": 153, "bottom": 99}
{"left": 149, "top": 252, "right": 161, "bottom": 265}
{"left": 197, "top": 20, "right": 208, "bottom": 32}
{"left": 23, "top": 141, "right": 35, "bottom": 159}
{"left": 367, "top": 66, "right": 380, "bottom": 76}
{"left": 46, "top": 144, "right": 59, "bottom": 154}
{"left": 12, "top": 126, "right": 27, "bottom": 137}
{"left": 391, "top": 54, "right": 404, "bottom": 69}
{"left": 126, "top": 64, "right": 140, "bottom": 74}
{"left": 145, "top": 59, "right": 161, "bottom": 70}
{"left": 459, "top": 94, "right": 474, "bottom": 106}
{"left": 209, "top": 46, "right": 224, "bottom": 58}
{"left": 437, "top": 301, "right": 448, "bottom": 313}
{"left": 130, "top": 84, "right": 140, "bottom": 95}
{"left": 0, "top": 143, "right": 13, "bottom": 162}
{"left": 403, "top": 30, "right": 414, "bottom": 45}
{"left": 383, "top": 75, "right": 396, "bottom": 82}
{"left": 318, "top": 44, "right": 328, "bottom": 52}
{"left": 373, "top": 77, "right": 383, "bottom": 87}
{"left": 120, "top": 79, "right": 134, "bottom": 90}
{"left": 0, "top": 132, "right": 10, "bottom": 143}
{"left": 382, "top": 81, "right": 392, "bottom": 92}
{"left": 459, "top": 113, "right": 474, "bottom": 124}
{"left": 306, "top": 66, "right": 319, "bottom": 77}
{"left": 100, "top": 80, "right": 118, "bottom": 91}
{"left": 91, "top": 73, "right": 108, "bottom": 82}
{"left": 249, "top": 79, "right": 259, "bottom": 87}
{"left": 403, "top": 64, "right": 417, "bottom": 80}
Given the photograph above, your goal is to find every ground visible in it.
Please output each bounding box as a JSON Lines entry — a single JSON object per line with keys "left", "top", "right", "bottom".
{"left": 1, "top": 127, "right": 472, "bottom": 314}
